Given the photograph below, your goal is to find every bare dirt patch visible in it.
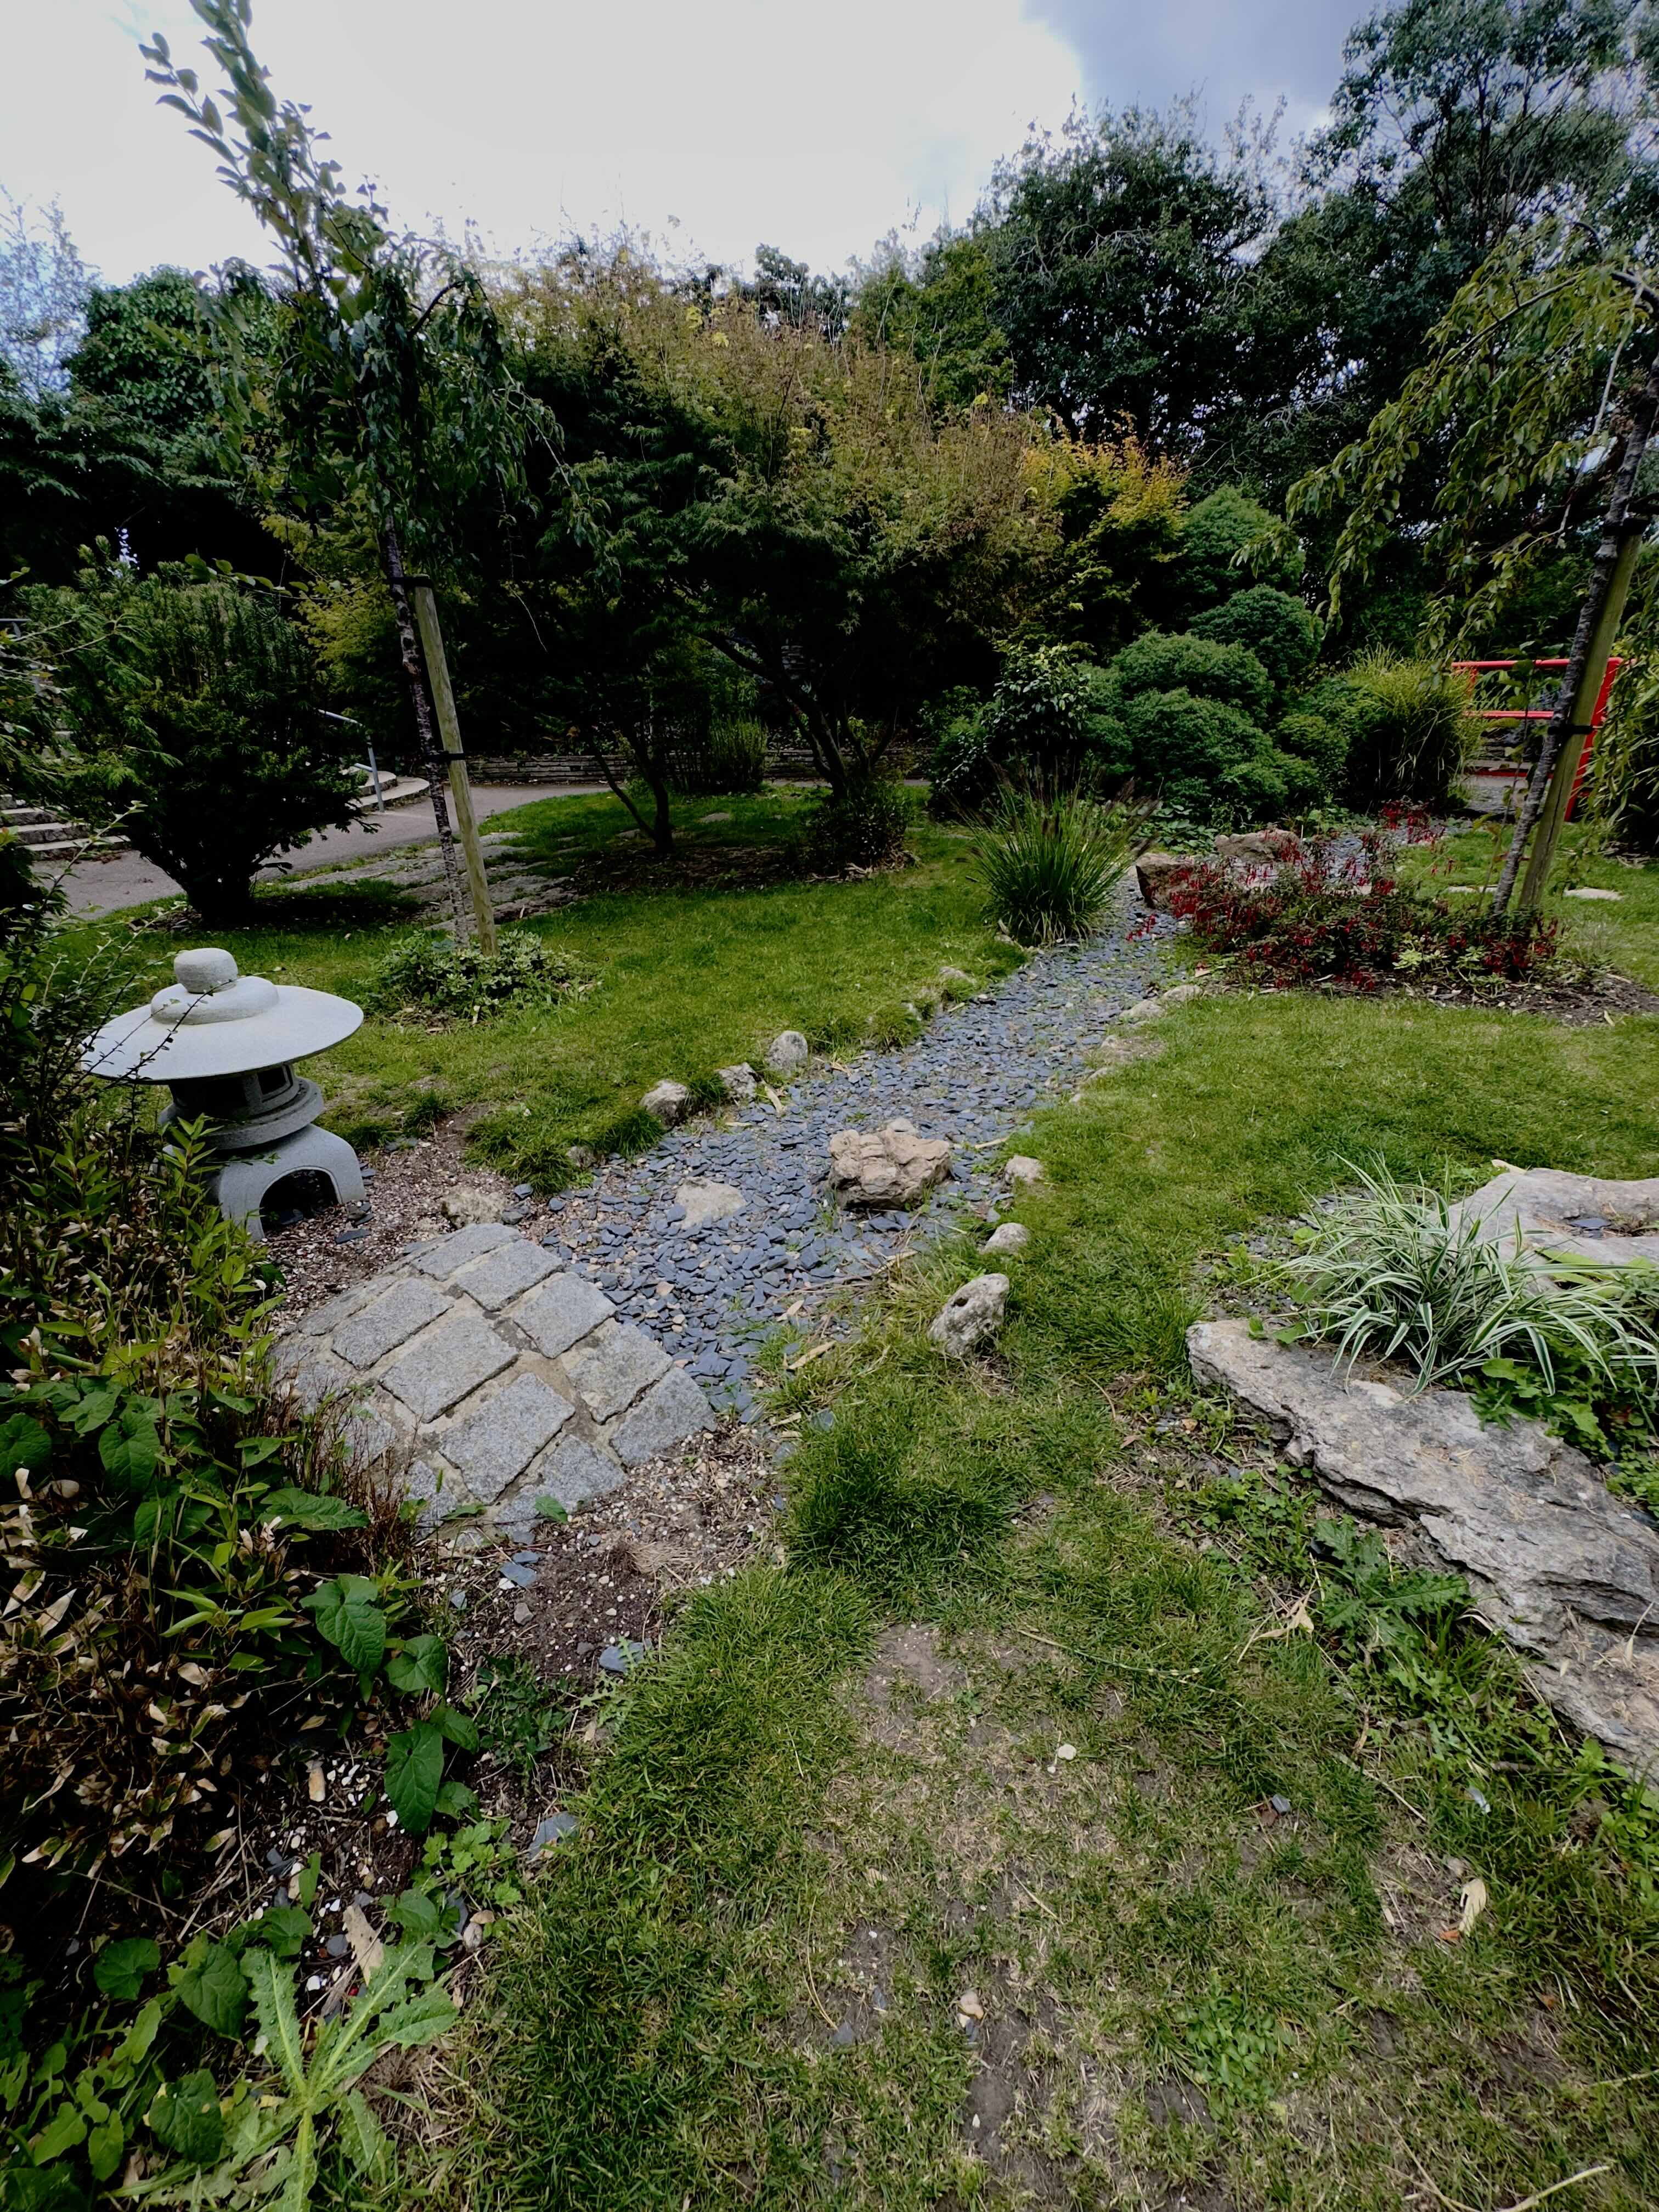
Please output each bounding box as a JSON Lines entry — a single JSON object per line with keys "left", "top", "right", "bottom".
{"left": 266, "top": 1119, "right": 518, "bottom": 1321}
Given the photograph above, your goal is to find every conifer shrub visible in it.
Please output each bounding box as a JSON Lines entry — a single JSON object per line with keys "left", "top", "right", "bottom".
{"left": 1191, "top": 585, "right": 1321, "bottom": 696}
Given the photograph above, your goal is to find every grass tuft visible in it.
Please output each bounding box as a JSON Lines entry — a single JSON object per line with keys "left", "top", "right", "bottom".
{"left": 787, "top": 1401, "right": 1012, "bottom": 1599}
{"left": 970, "top": 787, "right": 1137, "bottom": 944}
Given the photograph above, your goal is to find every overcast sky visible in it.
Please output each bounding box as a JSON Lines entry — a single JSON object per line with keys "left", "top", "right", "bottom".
{"left": 2, "top": 0, "right": 1367, "bottom": 289}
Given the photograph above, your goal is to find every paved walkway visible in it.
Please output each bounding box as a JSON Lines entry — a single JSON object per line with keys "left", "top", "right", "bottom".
{"left": 58, "top": 784, "right": 599, "bottom": 919}
{"left": 276, "top": 1220, "right": 718, "bottom": 1538}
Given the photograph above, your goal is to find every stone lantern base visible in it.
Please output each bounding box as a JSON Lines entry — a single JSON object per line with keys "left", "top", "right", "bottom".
{"left": 162, "top": 1063, "right": 366, "bottom": 1241}
{"left": 209, "top": 1123, "right": 366, "bottom": 1241}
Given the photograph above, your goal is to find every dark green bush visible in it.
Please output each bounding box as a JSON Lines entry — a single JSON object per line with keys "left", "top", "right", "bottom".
{"left": 1108, "top": 631, "right": 1273, "bottom": 722}
{"left": 1191, "top": 585, "right": 1321, "bottom": 696}
{"left": 927, "top": 650, "right": 1132, "bottom": 817}
{"left": 1120, "top": 687, "right": 1313, "bottom": 821}
{"left": 1121, "top": 686, "right": 1261, "bottom": 795}
{"left": 1276, "top": 709, "right": 1351, "bottom": 796}
{"left": 983, "top": 646, "right": 1129, "bottom": 783}
{"left": 1173, "top": 486, "right": 1297, "bottom": 618}
{"left": 799, "top": 779, "right": 912, "bottom": 869}
{"left": 34, "top": 563, "right": 360, "bottom": 923}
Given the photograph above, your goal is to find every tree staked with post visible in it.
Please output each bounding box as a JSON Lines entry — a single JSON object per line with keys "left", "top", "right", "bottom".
{"left": 139, "top": 0, "right": 529, "bottom": 945}
{"left": 1281, "top": 219, "right": 1657, "bottom": 912}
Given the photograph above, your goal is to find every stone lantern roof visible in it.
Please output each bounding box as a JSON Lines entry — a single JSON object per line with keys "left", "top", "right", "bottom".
{"left": 82, "top": 947, "right": 363, "bottom": 1083}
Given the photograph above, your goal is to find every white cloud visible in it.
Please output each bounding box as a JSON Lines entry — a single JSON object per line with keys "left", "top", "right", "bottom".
{"left": 1, "top": 0, "right": 1088, "bottom": 285}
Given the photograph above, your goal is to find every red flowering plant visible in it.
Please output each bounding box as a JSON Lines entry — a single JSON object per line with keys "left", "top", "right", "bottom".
{"left": 1161, "top": 831, "right": 1557, "bottom": 992}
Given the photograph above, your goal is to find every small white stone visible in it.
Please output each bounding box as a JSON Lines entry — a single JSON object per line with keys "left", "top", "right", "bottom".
{"left": 928, "top": 1273, "right": 1009, "bottom": 1359}
{"left": 641, "top": 1079, "right": 691, "bottom": 1125}
{"left": 1003, "top": 1155, "right": 1044, "bottom": 1186}
{"left": 957, "top": 1989, "right": 984, "bottom": 2019}
{"left": 1057, "top": 1742, "right": 1077, "bottom": 1762}
{"left": 765, "top": 1030, "right": 810, "bottom": 1076}
{"left": 984, "top": 1222, "right": 1029, "bottom": 1255}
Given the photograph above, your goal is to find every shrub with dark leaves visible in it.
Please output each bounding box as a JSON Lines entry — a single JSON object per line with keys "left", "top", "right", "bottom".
{"left": 799, "top": 780, "right": 912, "bottom": 870}
{"left": 1163, "top": 833, "right": 1558, "bottom": 991}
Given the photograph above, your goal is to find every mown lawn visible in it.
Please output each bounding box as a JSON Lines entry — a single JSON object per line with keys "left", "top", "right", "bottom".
{"left": 85, "top": 788, "right": 1019, "bottom": 1182}
{"left": 1396, "top": 817, "right": 1659, "bottom": 988}
{"left": 434, "top": 862, "right": 1659, "bottom": 2211}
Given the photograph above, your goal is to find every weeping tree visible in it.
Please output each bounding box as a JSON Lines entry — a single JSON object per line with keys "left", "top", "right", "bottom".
{"left": 1279, "top": 216, "right": 1658, "bottom": 909}
{"left": 139, "top": 0, "right": 542, "bottom": 938}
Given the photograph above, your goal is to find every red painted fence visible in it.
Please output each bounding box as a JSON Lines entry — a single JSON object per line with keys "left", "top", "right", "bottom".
{"left": 1450, "top": 657, "right": 1625, "bottom": 820}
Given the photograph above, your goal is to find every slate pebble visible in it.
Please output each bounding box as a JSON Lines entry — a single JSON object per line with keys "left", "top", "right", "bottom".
{"left": 508, "top": 911, "right": 1170, "bottom": 1412}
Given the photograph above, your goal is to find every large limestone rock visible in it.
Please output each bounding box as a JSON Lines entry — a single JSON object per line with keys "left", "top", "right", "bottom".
{"left": 828, "top": 1119, "right": 952, "bottom": 1209}
{"left": 1134, "top": 852, "right": 1189, "bottom": 908}
{"left": 1447, "top": 1166, "right": 1659, "bottom": 1271}
{"left": 1215, "top": 827, "right": 1299, "bottom": 867}
{"left": 1187, "top": 1316, "right": 1659, "bottom": 1770}
{"left": 929, "top": 1273, "right": 1009, "bottom": 1359}
{"left": 717, "top": 1064, "right": 758, "bottom": 1104}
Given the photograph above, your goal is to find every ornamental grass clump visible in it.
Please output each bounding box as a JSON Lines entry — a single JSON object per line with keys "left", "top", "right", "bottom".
{"left": 1164, "top": 832, "right": 1556, "bottom": 990}
{"left": 367, "top": 929, "right": 589, "bottom": 1023}
{"left": 972, "top": 788, "right": 1137, "bottom": 944}
{"left": 1279, "top": 1163, "right": 1659, "bottom": 1463}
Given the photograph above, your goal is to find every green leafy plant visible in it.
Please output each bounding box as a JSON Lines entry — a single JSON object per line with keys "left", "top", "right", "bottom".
{"left": 970, "top": 787, "right": 1137, "bottom": 943}
{"left": 366, "top": 929, "right": 589, "bottom": 1023}
{"left": 471, "top": 1655, "right": 561, "bottom": 1786}
{"left": 1154, "top": 1987, "right": 1293, "bottom": 2109}
{"left": 128, "top": 1942, "right": 454, "bottom": 2211}
{"left": 1311, "top": 1515, "right": 1468, "bottom": 1659}
{"left": 1278, "top": 1160, "right": 1659, "bottom": 1410}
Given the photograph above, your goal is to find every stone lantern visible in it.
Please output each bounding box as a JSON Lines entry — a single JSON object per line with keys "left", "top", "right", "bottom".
{"left": 83, "top": 946, "right": 366, "bottom": 1240}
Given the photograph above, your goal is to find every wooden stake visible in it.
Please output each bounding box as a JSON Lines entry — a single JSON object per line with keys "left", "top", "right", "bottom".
{"left": 381, "top": 525, "right": 467, "bottom": 936}
{"left": 1516, "top": 527, "right": 1639, "bottom": 913}
{"left": 1493, "top": 329, "right": 1659, "bottom": 913}
{"left": 410, "top": 578, "right": 497, "bottom": 953}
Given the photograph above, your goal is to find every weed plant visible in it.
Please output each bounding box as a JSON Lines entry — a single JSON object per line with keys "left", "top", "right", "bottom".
{"left": 366, "top": 929, "right": 589, "bottom": 1024}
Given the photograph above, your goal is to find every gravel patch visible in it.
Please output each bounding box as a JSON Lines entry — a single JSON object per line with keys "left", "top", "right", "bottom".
{"left": 544, "top": 900, "right": 1171, "bottom": 1417}
{"left": 272, "top": 897, "right": 1172, "bottom": 1398}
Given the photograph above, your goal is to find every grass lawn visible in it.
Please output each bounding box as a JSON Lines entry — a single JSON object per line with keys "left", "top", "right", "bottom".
{"left": 432, "top": 866, "right": 1659, "bottom": 2210}
{"left": 85, "top": 788, "right": 1020, "bottom": 1184}
{"left": 1396, "top": 818, "right": 1659, "bottom": 989}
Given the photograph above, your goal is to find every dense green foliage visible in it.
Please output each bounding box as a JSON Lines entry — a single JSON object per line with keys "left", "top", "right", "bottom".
{"left": 25, "top": 566, "right": 359, "bottom": 919}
